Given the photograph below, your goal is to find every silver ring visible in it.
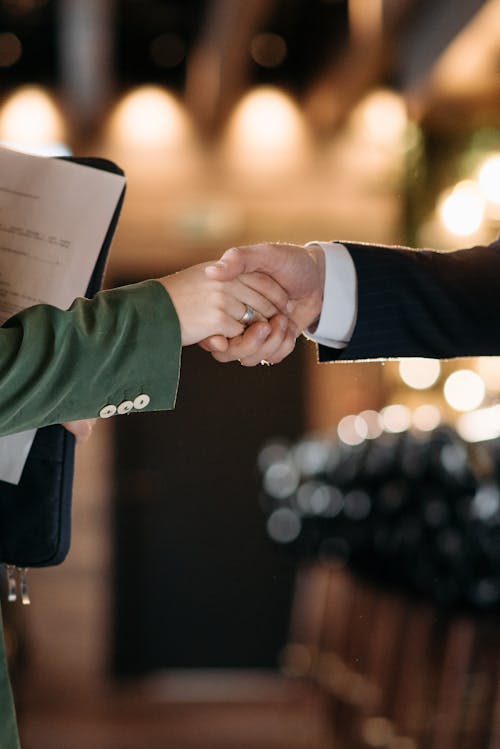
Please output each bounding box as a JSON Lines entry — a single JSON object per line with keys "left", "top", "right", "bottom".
{"left": 239, "top": 306, "right": 255, "bottom": 326}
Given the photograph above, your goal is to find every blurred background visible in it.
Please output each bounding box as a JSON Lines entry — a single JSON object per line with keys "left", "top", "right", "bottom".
{"left": 0, "top": 0, "right": 500, "bottom": 747}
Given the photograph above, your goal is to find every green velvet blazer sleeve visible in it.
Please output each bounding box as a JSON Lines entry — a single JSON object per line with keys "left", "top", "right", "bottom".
{"left": 0, "top": 279, "right": 181, "bottom": 746}
{"left": 0, "top": 279, "right": 181, "bottom": 436}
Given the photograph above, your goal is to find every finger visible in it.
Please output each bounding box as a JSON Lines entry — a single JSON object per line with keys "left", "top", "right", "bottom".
{"left": 206, "top": 244, "right": 279, "bottom": 281}
{"left": 265, "top": 323, "right": 297, "bottom": 364}
{"left": 211, "top": 321, "right": 272, "bottom": 363}
{"left": 221, "top": 293, "right": 267, "bottom": 327}
{"left": 215, "top": 310, "right": 246, "bottom": 338}
{"left": 63, "top": 419, "right": 96, "bottom": 443}
{"left": 239, "top": 272, "right": 289, "bottom": 314}
{"left": 239, "top": 315, "right": 291, "bottom": 367}
{"left": 199, "top": 335, "right": 229, "bottom": 353}
{"left": 205, "top": 247, "right": 247, "bottom": 280}
{"left": 230, "top": 278, "right": 281, "bottom": 320}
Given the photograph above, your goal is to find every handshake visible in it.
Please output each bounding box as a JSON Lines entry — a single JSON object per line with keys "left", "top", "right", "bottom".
{"left": 64, "top": 241, "right": 326, "bottom": 443}
{"left": 160, "top": 242, "right": 326, "bottom": 366}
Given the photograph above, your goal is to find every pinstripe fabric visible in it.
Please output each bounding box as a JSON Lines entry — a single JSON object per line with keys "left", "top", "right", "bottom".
{"left": 319, "top": 238, "right": 500, "bottom": 361}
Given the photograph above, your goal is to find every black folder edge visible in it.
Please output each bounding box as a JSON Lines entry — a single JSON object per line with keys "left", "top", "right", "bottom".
{"left": 0, "top": 157, "right": 125, "bottom": 568}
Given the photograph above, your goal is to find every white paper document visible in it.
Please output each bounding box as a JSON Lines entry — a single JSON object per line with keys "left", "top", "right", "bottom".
{"left": 0, "top": 147, "right": 125, "bottom": 484}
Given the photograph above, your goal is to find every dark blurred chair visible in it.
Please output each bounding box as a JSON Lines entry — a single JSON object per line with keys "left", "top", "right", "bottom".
{"left": 283, "top": 563, "right": 500, "bottom": 748}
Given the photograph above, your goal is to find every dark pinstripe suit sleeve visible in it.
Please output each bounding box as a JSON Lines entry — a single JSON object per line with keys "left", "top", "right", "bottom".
{"left": 319, "top": 238, "right": 500, "bottom": 361}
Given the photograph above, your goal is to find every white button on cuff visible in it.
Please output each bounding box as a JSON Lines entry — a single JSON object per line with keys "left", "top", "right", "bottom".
{"left": 117, "top": 400, "right": 134, "bottom": 415}
{"left": 99, "top": 404, "right": 117, "bottom": 419}
{"left": 133, "top": 393, "right": 150, "bottom": 410}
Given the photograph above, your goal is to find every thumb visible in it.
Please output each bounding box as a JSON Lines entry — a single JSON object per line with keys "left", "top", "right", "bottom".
{"left": 205, "top": 247, "right": 248, "bottom": 280}
{"left": 198, "top": 335, "right": 229, "bottom": 353}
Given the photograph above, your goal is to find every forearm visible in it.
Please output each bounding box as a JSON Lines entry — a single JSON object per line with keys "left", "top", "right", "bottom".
{"left": 314, "top": 239, "right": 500, "bottom": 361}
{"left": 0, "top": 280, "right": 181, "bottom": 436}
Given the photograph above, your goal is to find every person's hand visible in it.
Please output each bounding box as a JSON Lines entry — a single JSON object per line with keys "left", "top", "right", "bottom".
{"left": 63, "top": 419, "right": 96, "bottom": 443}
{"left": 158, "top": 262, "right": 289, "bottom": 346}
{"left": 200, "top": 243, "right": 325, "bottom": 363}
{"left": 198, "top": 315, "right": 298, "bottom": 366}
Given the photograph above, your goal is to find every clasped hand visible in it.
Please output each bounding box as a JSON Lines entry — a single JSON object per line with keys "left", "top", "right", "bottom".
{"left": 63, "top": 243, "right": 324, "bottom": 442}
{"left": 160, "top": 242, "right": 325, "bottom": 366}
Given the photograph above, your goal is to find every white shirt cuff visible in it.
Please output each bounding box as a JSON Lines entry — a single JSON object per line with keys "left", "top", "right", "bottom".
{"left": 304, "top": 242, "right": 357, "bottom": 349}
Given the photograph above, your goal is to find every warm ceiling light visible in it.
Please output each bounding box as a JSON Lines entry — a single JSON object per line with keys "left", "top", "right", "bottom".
{"left": 398, "top": 358, "right": 441, "bottom": 390}
{"left": 0, "top": 85, "right": 65, "bottom": 145}
{"left": 478, "top": 153, "right": 500, "bottom": 205}
{"left": 225, "top": 86, "right": 309, "bottom": 176}
{"left": 109, "top": 86, "right": 190, "bottom": 149}
{"left": 438, "top": 180, "right": 485, "bottom": 237}
{"left": 351, "top": 89, "right": 408, "bottom": 146}
{"left": 443, "top": 369, "right": 485, "bottom": 412}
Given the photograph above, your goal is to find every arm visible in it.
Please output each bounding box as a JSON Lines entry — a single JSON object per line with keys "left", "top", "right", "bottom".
{"left": 203, "top": 237, "right": 500, "bottom": 363}
{"left": 321, "top": 238, "right": 500, "bottom": 361}
{"left": 0, "top": 262, "right": 289, "bottom": 436}
{"left": 0, "top": 280, "right": 181, "bottom": 437}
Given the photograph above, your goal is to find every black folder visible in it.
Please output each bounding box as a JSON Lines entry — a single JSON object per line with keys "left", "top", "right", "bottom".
{"left": 0, "top": 157, "right": 125, "bottom": 569}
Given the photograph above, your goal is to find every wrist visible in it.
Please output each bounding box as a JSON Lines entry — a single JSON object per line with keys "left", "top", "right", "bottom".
{"left": 157, "top": 274, "right": 190, "bottom": 346}
{"left": 306, "top": 245, "right": 325, "bottom": 327}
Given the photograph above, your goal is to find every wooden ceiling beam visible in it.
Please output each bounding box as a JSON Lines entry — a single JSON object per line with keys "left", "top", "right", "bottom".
{"left": 184, "top": 0, "right": 278, "bottom": 136}
{"left": 303, "top": 0, "right": 418, "bottom": 137}
{"left": 410, "top": 0, "right": 500, "bottom": 129}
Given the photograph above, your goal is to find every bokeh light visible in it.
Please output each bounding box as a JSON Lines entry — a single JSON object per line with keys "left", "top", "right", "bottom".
{"left": 224, "top": 86, "right": 309, "bottom": 176}
{"left": 250, "top": 33, "right": 287, "bottom": 68}
{"left": 478, "top": 153, "right": 500, "bottom": 204}
{"left": 0, "top": 85, "right": 65, "bottom": 146}
{"left": 438, "top": 180, "right": 485, "bottom": 236}
{"left": 266, "top": 507, "right": 301, "bottom": 543}
{"left": 381, "top": 404, "right": 411, "bottom": 433}
{"left": 108, "top": 86, "right": 191, "bottom": 149}
{"left": 357, "top": 410, "right": 383, "bottom": 439}
{"left": 351, "top": 89, "right": 408, "bottom": 147}
{"left": 262, "top": 460, "right": 300, "bottom": 499}
{"left": 475, "top": 357, "right": 500, "bottom": 391}
{"left": 398, "top": 358, "right": 441, "bottom": 390}
{"left": 412, "top": 404, "right": 442, "bottom": 432}
{"left": 337, "top": 414, "right": 367, "bottom": 445}
{"left": 0, "top": 32, "right": 22, "bottom": 67}
{"left": 257, "top": 440, "right": 290, "bottom": 472}
{"left": 456, "top": 405, "right": 500, "bottom": 442}
{"left": 444, "top": 369, "right": 485, "bottom": 412}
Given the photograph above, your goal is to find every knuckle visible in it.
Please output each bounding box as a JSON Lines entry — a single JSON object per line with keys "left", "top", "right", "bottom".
{"left": 213, "top": 307, "right": 223, "bottom": 322}
{"left": 260, "top": 303, "right": 276, "bottom": 318}
{"left": 213, "top": 290, "right": 226, "bottom": 308}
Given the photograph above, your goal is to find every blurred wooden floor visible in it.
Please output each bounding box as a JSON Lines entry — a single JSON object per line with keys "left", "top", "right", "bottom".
{"left": 17, "top": 671, "right": 333, "bottom": 749}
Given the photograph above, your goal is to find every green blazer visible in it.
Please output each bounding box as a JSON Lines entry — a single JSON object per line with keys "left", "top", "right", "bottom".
{"left": 0, "top": 279, "right": 181, "bottom": 436}
{"left": 0, "top": 279, "right": 182, "bottom": 747}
